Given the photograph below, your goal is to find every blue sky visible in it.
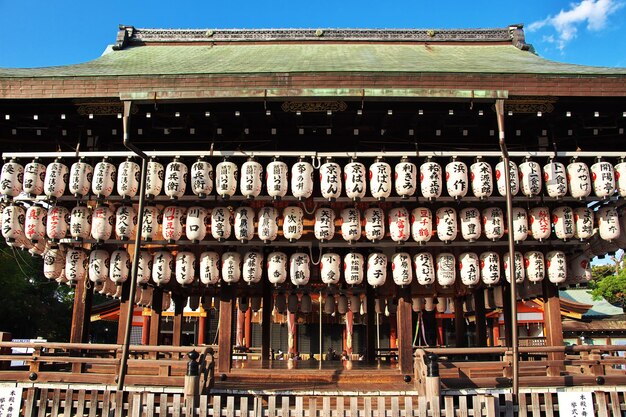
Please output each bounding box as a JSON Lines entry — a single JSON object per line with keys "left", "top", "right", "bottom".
{"left": 1, "top": 0, "right": 625, "bottom": 68}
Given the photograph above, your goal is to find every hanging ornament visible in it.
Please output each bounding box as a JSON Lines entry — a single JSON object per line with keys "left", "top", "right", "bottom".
{"left": 552, "top": 206, "right": 575, "bottom": 241}
{"left": 394, "top": 157, "right": 417, "bottom": 198}
{"left": 436, "top": 207, "right": 457, "bottom": 243}
{"left": 340, "top": 207, "right": 362, "bottom": 243}
{"left": 546, "top": 250, "right": 567, "bottom": 285}
{"left": 136, "top": 251, "right": 152, "bottom": 286}
{"left": 162, "top": 206, "right": 186, "bottom": 243}
{"left": 43, "top": 158, "right": 69, "bottom": 200}
{"left": 266, "top": 157, "right": 288, "bottom": 200}
{"left": 152, "top": 251, "right": 173, "bottom": 286}
{"left": 267, "top": 251, "right": 288, "bottom": 286}
{"left": 470, "top": 157, "right": 493, "bottom": 199}
{"left": 458, "top": 252, "right": 480, "bottom": 287}
{"left": 519, "top": 157, "right": 542, "bottom": 197}
{"left": 344, "top": 158, "right": 367, "bottom": 201}
{"left": 495, "top": 159, "right": 519, "bottom": 197}
{"left": 364, "top": 207, "right": 385, "bottom": 243}
{"left": 221, "top": 251, "right": 241, "bottom": 284}
{"left": 23, "top": 159, "right": 46, "bottom": 197}
{"left": 88, "top": 249, "right": 110, "bottom": 284}
{"left": 314, "top": 206, "right": 335, "bottom": 242}
{"left": 91, "top": 205, "right": 114, "bottom": 242}
{"left": 503, "top": 251, "right": 525, "bottom": 284}
{"left": 414, "top": 252, "right": 435, "bottom": 286}
{"left": 411, "top": 207, "right": 432, "bottom": 244}
{"left": 233, "top": 206, "right": 255, "bottom": 243}
{"left": 436, "top": 252, "right": 456, "bottom": 288}
{"left": 291, "top": 157, "right": 314, "bottom": 200}
{"left": 480, "top": 251, "right": 500, "bottom": 286}
{"left": 344, "top": 252, "right": 364, "bottom": 286}
{"left": 186, "top": 206, "right": 209, "bottom": 242}
{"left": 140, "top": 206, "right": 161, "bottom": 241}
{"left": 590, "top": 157, "right": 615, "bottom": 199}
{"left": 388, "top": 207, "right": 410, "bottom": 243}
{"left": 145, "top": 157, "right": 164, "bottom": 198}
{"left": 320, "top": 157, "right": 342, "bottom": 201}
{"left": 420, "top": 157, "right": 442, "bottom": 200}
{"left": 69, "top": 205, "right": 91, "bottom": 241}
{"left": 1, "top": 204, "right": 25, "bottom": 242}
{"left": 92, "top": 157, "right": 116, "bottom": 199}
{"left": 164, "top": 158, "right": 188, "bottom": 199}
{"left": 569, "top": 255, "right": 592, "bottom": 284}
{"left": 0, "top": 159, "right": 24, "bottom": 199}
{"left": 566, "top": 158, "right": 591, "bottom": 200}
{"left": 175, "top": 251, "right": 196, "bottom": 286}
{"left": 215, "top": 159, "right": 238, "bottom": 199}
{"left": 543, "top": 158, "right": 567, "bottom": 199}
{"left": 511, "top": 207, "right": 528, "bottom": 243}
{"left": 283, "top": 206, "right": 304, "bottom": 242}
{"left": 289, "top": 252, "right": 310, "bottom": 286}
{"left": 597, "top": 206, "right": 620, "bottom": 242}
{"left": 370, "top": 157, "right": 392, "bottom": 200}
{"left": 199, "top": 251, "right": 220, "bottom": 285}
{"left": 109, "top": 249, "right": 130, "bottom": 284}
{"left": 459, "top": 207, "right": 481, "bottom": 242}
{"left": 392, "top": 252, "right": 413, "bottom": 286}
{"left": 43, "top": 246, "right": 66, "bottom": 280}
{"left": 573, "top": 207, "right": 594, "bottom": 240}
{"left": 482, "top": 207, "right": 504, "bottom": 241}
{"left": 242, "top": 251, "right": 263, "bottom": 285}
{"left": 529, "top": 206, "right": 551, "bottom": 242}
{"left": 65, "top": 248, "right": 87, "bottom": 283}
{"left": 445, "top": 157, "right": 468, "bottom": 199}
{"left": 190, "top": 157, "right": 213, "bottom": 198}
{"left": 320, "top": 252, "right": 341, "bottom": 285}
{"left": 524, "top": 251, "right": 545, "bottom": 283}
{"left": 46, "top": 205, "right": 69, "bottom": 242}
{"left": 615, "top": 157, "right": 626, "bottom": 197}
{"left": 24, "top": 205, "right": 46, "bottom": 242}
{"left": 117, "top": 157, "right": 140, "bottom": 199}
{"left": 367, "top": 252, "right": 387, "bottom": 287}
{"left": 211, "top": 206, "right": 232, "bottom": 242}
{"left": 258, "top": 206, "right": 279, "bottom": 243}
{"left": 240, "top": 157, "right": 263, "bottom": 199}
{"left": 115, "top": 205, "right": 137, "bottom": 241}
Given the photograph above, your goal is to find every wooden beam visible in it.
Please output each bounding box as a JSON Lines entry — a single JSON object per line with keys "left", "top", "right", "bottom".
{"left": 172, "top": 295, "right": 186, "bottom": 347}
{"left": 116, "top": 281, "right": 131, "bottom": 344}
{"left": 454, "top": 297, "right": 467, "bottom": 348}
{"left": 365, "top": 287, "right": 376, "bottom": 363}
{"left": 502, "top": 284, "right": 513, "bottom": 347}
{"left": 149, "top": 288, "right": 163, "bottom": 347}
{"left": 396, "top": 291, "right": 413, "bottom": 374}
{"left": 474, "top": 289, "right": 488, "bottom": 347}
{"left": 542, "top": 280, "right": 565, "bottom": 376}
{"left": 261, "top": 283, "right": 272, "bottom": 362}
{"left": 70, "top": 279, "right": 93, "bottom": 343}
{"left": 218, "top": 288, "right": 234, "bottom": 373}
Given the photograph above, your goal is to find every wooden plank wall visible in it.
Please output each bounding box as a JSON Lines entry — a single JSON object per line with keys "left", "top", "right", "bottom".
{"left": 16, "top": 386, "right": 626, "bottom": 417}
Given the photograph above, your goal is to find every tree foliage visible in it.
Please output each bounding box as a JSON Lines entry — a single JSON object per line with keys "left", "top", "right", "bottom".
{"left": 589, "top": 263, "right": 626, "bottom": 308}
{"left": 0, "top": 243, "right": 73, "bottom": 340}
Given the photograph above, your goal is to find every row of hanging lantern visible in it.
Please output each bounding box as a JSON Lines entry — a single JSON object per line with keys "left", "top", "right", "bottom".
{"left": 3, "top": 202, "right": 624, "bottom": 246}
{"left": 2, "top": 155, "right": 626, "bottom": 201}
{"left": 38, "top": 245, "right": 590, "bottom": 289}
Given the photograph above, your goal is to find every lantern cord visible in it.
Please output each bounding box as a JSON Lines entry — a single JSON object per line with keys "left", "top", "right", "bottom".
{"left": 301, "top": 201, "right": 317, "bottom": 215}
{"left": 309, "top": 244, "right": 321, "bottom": 266}
{"left": 9, "top": 247, "right": 36, "bottom": 278}
{"left": 312, "top": 153, "right": 321, "bottom": 169}
{"left": 213, "top": 315, "right": 220, "bottom": 345}
{"left": 413, "top": 311, "right": 420, "bottom": 346}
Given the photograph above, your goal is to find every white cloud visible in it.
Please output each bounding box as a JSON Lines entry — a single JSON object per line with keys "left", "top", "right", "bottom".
{"left": 528, "top": 0, "right": 623, "bottom": 50}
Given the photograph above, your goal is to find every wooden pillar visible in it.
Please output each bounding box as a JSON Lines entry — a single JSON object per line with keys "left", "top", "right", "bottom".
{"left": 396, "top": 293, "right": 414, "bottom": 374}
{"left": 390, "top": 317, "right": 398, "bottom": 349}
{"left": 454, "top": 297, "right": 467, "bottom": 348}
{"left": 197, "top": 312, "right": 206, "bottom": 346}
{"left": 218, "top": 288, "right": 234, "bottom": 373}
{"left": 261, "top": 283, "right": 272, "bottom": 362}
{"left": 70, "top": 278, "right": 93, "bottom": 343}
{"left": 149, "top": 288, "right": 163, "bottom": 347}
{"left": 116, "top": 281, "right": 132, "bottom": 344}
{"left": 474, "top": 290, "right": 488, "bottom": 347}
{"left": 244, "top": 309, "right": 252, "bottom": 348}
{"left": 172, "top": 294, "right": 186, "bottom": 347}
{"left": 502, "top": 284, "right": 513, "bottom": 347}
{"left": 492, "top": 320, "right": 501, "bottom": 347}
{"left": 365, "top": 289, "right": 376, "bottom": 362}
{"left": 141, "top": 314, "right": 150, "bottom": 345}
{"left": 542, "top": 280, "right": 565, "bottom": 375}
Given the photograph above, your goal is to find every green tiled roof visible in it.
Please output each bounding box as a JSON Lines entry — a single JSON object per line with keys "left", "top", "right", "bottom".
{"left": 2, "top": 43, "right": 626, "bottom": 78}
{"left": 560, "top": 289, "right": 624, "bottom": 318}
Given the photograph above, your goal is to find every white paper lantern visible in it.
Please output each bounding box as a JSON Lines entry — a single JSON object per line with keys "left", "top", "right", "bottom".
{"left": 267, "top": 251, "right": 287, "bottom": 285}
{"left": 343, "top": 252, "right": 364, "bottom": 286}
{"left": 68, "top": 160, "right": 93, "bottom": 199}
{"left": 266, "top": 158, "right": 288, "bottom": 199}
{"left": 164, "top": 158, "right": 188, "bottom": 199}
{"left": 411, "top": 207, "right": 432, "bottom": 244}
{"left": 65, "top": 248, "right": 87, "bottom": 283}
{"left": 92, "top": 158, "right": 116, "bottom": 198}
{"left": 388, "top": 207, "right": 410, "bottom": 243}
{"left": 314, "top": 207, "right": 335, "bottom": 242}
{"left": 23, "top": 159, "right": 45, "bottom": 197}
{"left": 24, "top": 205, "right": 46, "bottom": 242}
{"left": 459, "top": 207, "right": 481, "bottom": 242}
{"left": 46, "top": 206, "right": 69, "bottom": 241}
{"left": 152, "top": 251, "right": 173, "bottom": 286}
{"left": 175, "top": 252, "right": 196, "bottom": 286}
{"left": 141, "top": 206, "right": 160, "bottom": 241}
{"left": 340, "top": 207, "right": 362, "bottom": 243}
{"left": 221, "top": 251, "right": 241, "bottom": 284}
{"left": 436, "top": 253, "right": 456, "bottom": 287}
{"left": 290, "top": 252, "right": 310, "bottom": 286}
{"left": 258, "top": 206, "right": 279, "bottom": 242}
{"left": 1, "top": 205, "right": 23, "bottom": 242}
{"left": 367, "top": 252, "right": 387, "bottom": 287}
{"left": 364, "top": 207, "right": 385, "bottom": 242}
{"left": 28, "top": 240, "right": 46, "bottom": 257}
{"left": 43, "top": 159, "right": 69, "bottom": 199}
{"left": 145, "top": 158, "right": 164, "bottom": 198}
{"left": 615, "top": 158, "right": 626, "bottom": 197}
{"left": 88, "top": 249, "right": 110, "bottom": 284}
{"left": 136, "top": 251, "right": 152, "bottom": 285}
{"left": 231, "top": 206, "right": 254, "bottom": 243}
{"left": 215, "top": 160, "right": 238, "bottom": 199}
{"left": 320, "top": 252, "right": 341, "bottom": 285}
{"left": 574, "top": 207, "right": 594, "bottom": 240}
{"left": 445, "top": 158, "right": 468, "bottom": 199}
{"left": 569, "top": 255, "right": 592, "bottom": 283}
{"left": 370, "top": 158, "right": 392, "bottom": 200}
{"left": 512, "top": 207, "right": 528, "bottom": 243}
{"left": 591, "top": 158, "right": 615, "bottom": 198}
{"left": 566, "top": 159, "right": 591, "bottom": 199}
{"left": 395, "top": 157, "right": 417, "bottom": 198}
{"left": 186, "top": 206, "right": 209, "bottom": 242}
{"left": 543, "top": 160, "right": 567, "bottom": 198}
{"left": 524, "top": 251, "right": 545, "bottom": 283}
{"left": 392, "top": 252, "right": 413, "bottom": 286}
{"left": 242, "top": 251, "right": 263, "bottom": 284}
{"left": 470, "top": 157, "right": 493, "bottom": 199}
{"left": 414, "top": 252, "right": 435, "bottom": 286}
{"left": 115, "top": 205, "right": 137, "bottom": 241}
{"left": 162, "top": 206, "right": 186, "bottom": 242}
{"left": 0, "top": 159, "right": 24, "bottom": 198}
{"left": 420, "top": 158, "right": 442, "bottom": 200}
{"left": 240, "top": 158, "right": 263, "bottom": 199}
{"left": 320, "top": 158, "right": 342, "bottom": 201}
{"left": 115, "top": 158, "right": 139, "bottom": 198}
{"left": 291, "top": 158, "right": 314, "bottom": 200}
{"left": 91, "top": 205, "right": 114, "bottom": 242}
{"left": 598, "top": 206, "right": 620, "bottom": 242}
{"left": 109, "top": 249, "right": 130, "bottom": 284}
{"left": 546, "top": 250, "right": 567, "bottom": 284}
{"left": 211, "top": 206, "right": 232, "bottom": 241}
{"left": 282, "top": 206, "right": 304, "bottom": 242}
{"left": 436, "top": 207, "right": 457, "bottom": 243}
{"left": 495, "top": 159, "right": 519, "bottom": 197}
{"left": 529, "top": 206, "right": 551, "bottom": 241}
{"left": 480, "top": 251, "right": 500, "bottom": 286}
{"left": 459, "top": 252, "right": 480, "bottom": 287}
{"left": 519, "top": 159, "right": 542, "bottom": 197}
{"left": 344, "top": 159, "right": 367, "bottom": 201}
{"left": 552, "top": 206, "right": 575, "bottom": 241}
{"left": 43, "top": 246, "right": 66, "bottom": 280}
{"left": 503, "top": 251, "right": 525, "bottom": 284}
{"left": 191, "top": 159, "right": 213, "bottom": 197}
{"left": 482, "top": 207, "right": 504, "bottom": 241}
{"left": 199, "top": 251, "right": 220, "bottom": 285}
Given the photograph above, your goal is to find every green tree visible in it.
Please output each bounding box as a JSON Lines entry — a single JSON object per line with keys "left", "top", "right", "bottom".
{"left": 589, "top": 263, "right": 626, "bottom": 309}
{"left": 0, "top": 243, "right": 73, "bottom": 340}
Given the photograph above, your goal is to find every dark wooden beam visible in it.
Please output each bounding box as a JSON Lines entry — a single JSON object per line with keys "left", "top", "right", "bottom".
{"left": 70, "top": 279, "right": 93, "bottom": 343}
{"left": 116, "top": 281, "right": 131, "bottom": 344}
{"left": 474, "top": 289, "right": 488, "bottom": 347}
{"left": 261, "top": 282, "right": 272, "bottom": 362}
{"left": 172, "top": 294, "right": 186, "bottom": 347}
{"left": 218, "top": 287, "right": 234, "bottom": 373}
{"left": 542, "top": 280, "right": 565, "bottom": 376}
{"left": 149, "top": 288, "right": 163, "bottom": 347}
{"left": 365, "top": 286, "right": 376, "bottom": 363}
{"left": 396, "top": 290, "right": 413, "bottom": 374}
{"left": 502, "top": 284, "right": 513, "bottom": 347}
{"left": 454, "top": 297, "right": 467, "bottom": 348}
